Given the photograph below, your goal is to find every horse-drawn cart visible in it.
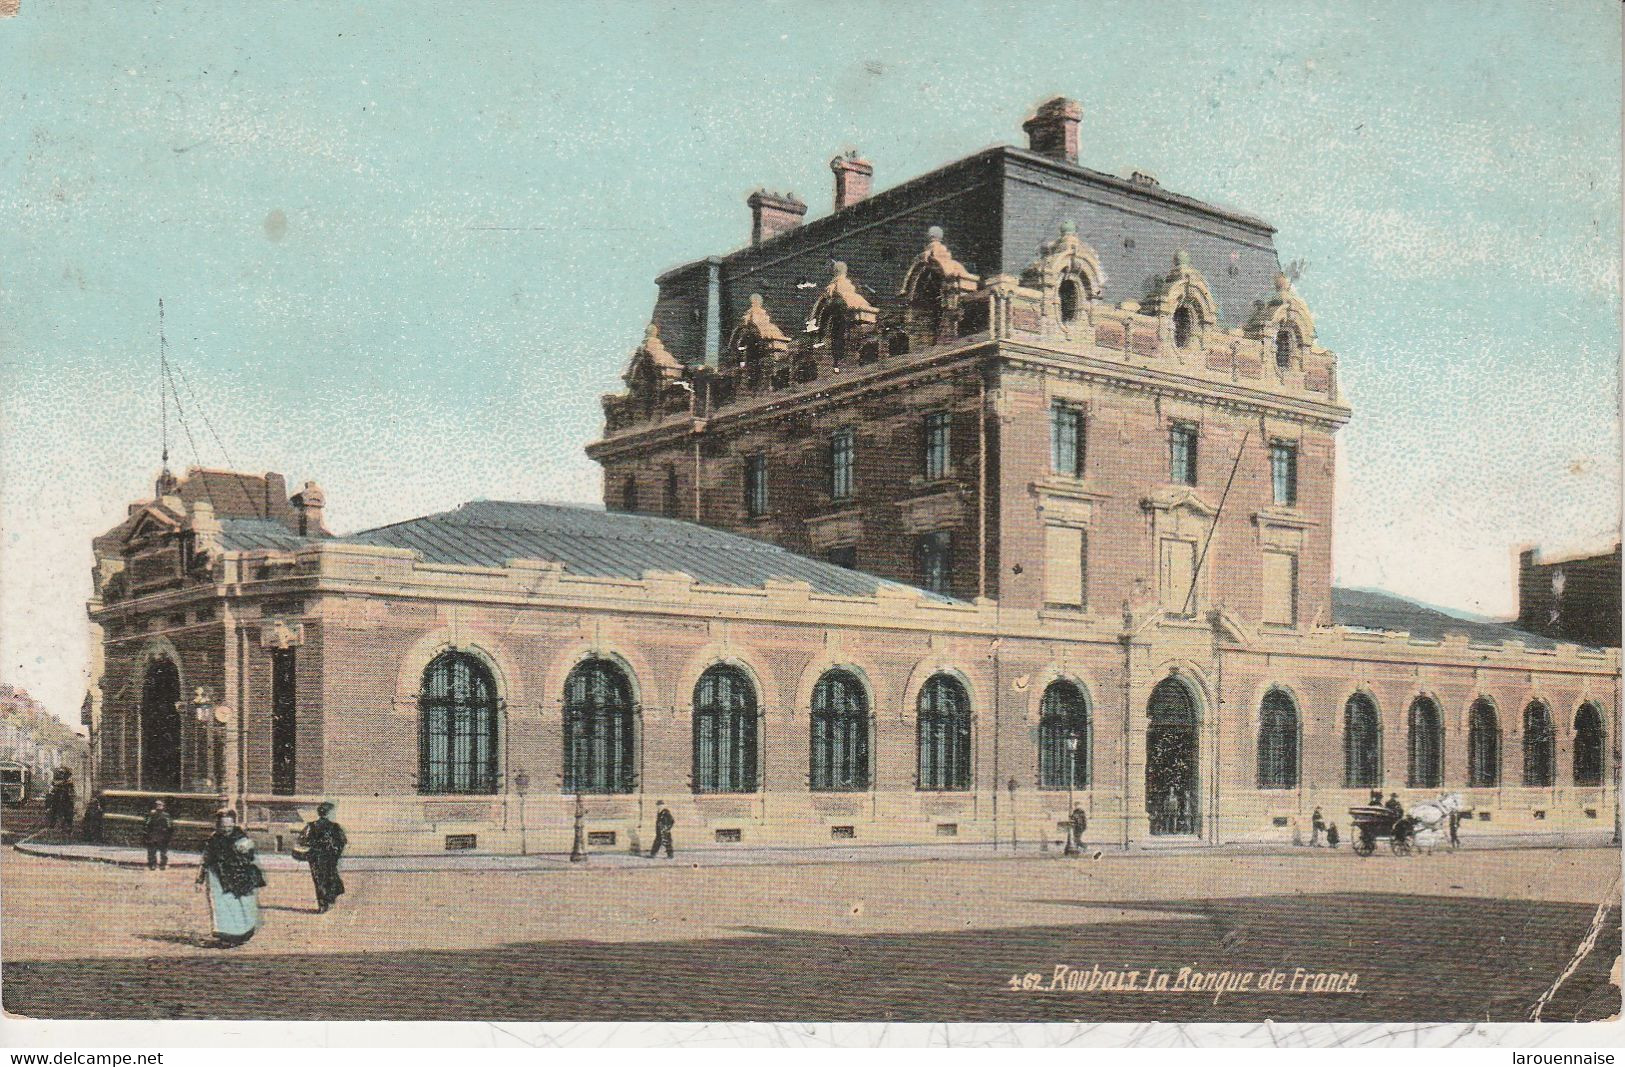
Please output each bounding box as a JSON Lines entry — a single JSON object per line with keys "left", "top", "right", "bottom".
{"left": 1348, "top": 805, "right": 1412, "bottom": 857}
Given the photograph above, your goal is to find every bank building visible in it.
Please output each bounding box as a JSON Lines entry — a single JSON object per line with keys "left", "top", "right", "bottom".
{"left": 87, "top": 98, "right": 1619, "bottom": 854}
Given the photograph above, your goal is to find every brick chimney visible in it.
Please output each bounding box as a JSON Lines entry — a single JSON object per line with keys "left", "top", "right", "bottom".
{"left": 1022, "top": 97, "right": 1082, "bottom": 164}
{"left": 747, "top": 190, "right": 807, "bottom": 246}
{"left": 830, "top": 152, "right": 873, "bottom": 210}
{"left": 290, "top": 481, "right": 328, "bottom": 536}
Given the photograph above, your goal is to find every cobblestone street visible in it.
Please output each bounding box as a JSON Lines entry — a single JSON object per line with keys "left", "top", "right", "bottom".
{"left": 3, "top": 844, "right": 1618, "bottom": 1021}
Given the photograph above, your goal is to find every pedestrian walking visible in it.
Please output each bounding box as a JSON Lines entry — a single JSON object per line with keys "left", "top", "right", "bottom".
{"left": 1326, "top": 821, "right": 1340, "bottom": 849}
{"left": 648, "top": 800, "right": 675, "bottom": 858}
{"left": 44, "top": 768, "right": 75, "bottom": 832}
{"left": 81, "top": 795, "right": 105, "bottom": 843}
{"left": 142, "top": 799, "right": 174, "bottom": 869}
{"left": 195, "top": 808, "right": 265, "bottom": 947}
{"left": 1448, "top": 809, "right": 1461, "bottom": 849}
{"left": 296, "top": 801, "right": 348, "bottom": 913}
{"left": 1067, "top": 806, "right": 1088, "bottom": 856}
{"left": 1310, "top": 806, "right": 1326, "bottom": 847}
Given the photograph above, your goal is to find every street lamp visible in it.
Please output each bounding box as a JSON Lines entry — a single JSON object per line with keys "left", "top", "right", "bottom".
{"left": 569, "top": 792, "right": 587, "bottom": 863}
{"left": 1064, "top": 733, "right": 1080, "bottom": 855}
{"left": 191, "top": 687, "right": 227, "bottom": 799}
{"left": 513, "top": 770, "right": 530, "bottom": 856}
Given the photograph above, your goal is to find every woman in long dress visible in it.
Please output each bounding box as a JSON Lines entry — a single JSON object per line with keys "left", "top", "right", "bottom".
{"left": 195, "top": 808, "right": 267, "bottom": 947}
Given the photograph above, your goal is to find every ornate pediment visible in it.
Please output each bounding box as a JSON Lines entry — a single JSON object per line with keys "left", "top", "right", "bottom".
{"left": 1146, "top": 250, "right": 1219, "bottom": 323}
{"left": 1020, "top": 220, "right": 1105, "bottom": 299}
{"left": 898, "top": 227, "right": 979, "bottom": 298}
{"left": 124, "top": 506, "right": 183, "bottom": 547}
{"left": 1245, "top": 273, "right": 1317, "bottom": 345}
{"left": 1142, "top": 486, "right": 1219, "bottom": 518}
{"left": 806, "top": 261, "right": 878, "bottom": 332}
{"left": 620, "top": 323, "right": 686, "bottom": 387}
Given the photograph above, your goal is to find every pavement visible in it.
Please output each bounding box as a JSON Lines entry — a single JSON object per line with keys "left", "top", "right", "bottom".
{"left": 13, "top": 827, "right": 1617, "bottom": 873}
{"left": 2, "top": 842, "right": 1618, "bottom": 1021}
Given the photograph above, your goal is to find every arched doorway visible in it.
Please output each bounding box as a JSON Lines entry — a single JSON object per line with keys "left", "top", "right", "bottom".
{"left": 1147, "top": 677, "right": 1200, "bottom": 835}
{"left": 140, "top": 658, "right": 182, "bottom": 791}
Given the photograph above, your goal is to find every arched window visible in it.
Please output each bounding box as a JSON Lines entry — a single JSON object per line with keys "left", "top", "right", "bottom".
{"left": 1343, "top": 694, "right": 1381, "bottom": 788}
{"left": 563, "top": 659, "right": 636, "bottom": 794}
{"left": 1058, "top": 278, "right": 1083, "bottom": 324}
{"left": 1256, "top": 689, "right": 1300, "bottom": 789}
{"left": 917, "top": 673, "right": 971, "bottom": 791}
{"left": 1467, "top": 699, "right": 1500, "bottom": 787}
{"left": 693, "top": 665, "right": 758, "bottom": 793}
{"left": 810, "top": 670, "right": 869, "bottom": 791}
{"left": 1407, "top": 697, "right": 1443, "bottom": 788}
{"left": 1037, "top": 681, "right": 1091, "bottom": 790}
{"left": 1275, "top": 327, "right": 1297, "bottom": 370}
{"left": 418, "top": 651, "right": 499, "bottom": 795}
{"left": 1173, "top": 304, "right": 1195, "bottom": 349}
{"left": 1523, "top": 702, "right": 1555, "bottom": 787}
{"left": 912, "top": 269, "right": 943, "bottom": 340}
{"left": 1574, "top": 703, "right": 1605, "bottom": 787}
{"left": 886, "top": 329, "right": 910, "bottom": 357}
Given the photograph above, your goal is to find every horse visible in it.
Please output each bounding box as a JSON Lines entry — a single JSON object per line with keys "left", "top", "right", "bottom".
{"left": 1407, "top": 792, "right": 1469, "bottom": 854}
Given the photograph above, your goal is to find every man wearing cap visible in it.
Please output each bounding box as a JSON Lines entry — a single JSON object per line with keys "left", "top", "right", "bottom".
{"left": 297, "top": 801, "right": 348, "bottom": 913}
{"left": 142, "top": 799, "right": 174, "bottom": 870}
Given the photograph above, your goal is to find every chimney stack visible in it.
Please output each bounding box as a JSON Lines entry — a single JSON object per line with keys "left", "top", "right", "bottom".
{"left": 1022, "top": 97, "right": 1082, "bottom": 164}
{"left": 747, "top": 189, "right": 808, "bottom": 246}
{"left": 830, "top": 152, "right": 874, "bottom": 211}
{"left": 291, "top": 481, "right": 328, "bottom": 537}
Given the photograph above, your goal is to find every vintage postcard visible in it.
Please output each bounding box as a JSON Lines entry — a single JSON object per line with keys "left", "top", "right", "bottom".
{"left": 1, "top": 0, "right": 1620, "bottom": 1051}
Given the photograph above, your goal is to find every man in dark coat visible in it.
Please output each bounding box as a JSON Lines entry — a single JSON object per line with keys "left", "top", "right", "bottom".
{"left": 1310, "top": 806, "right": 1326, "bottom": 847}
{"left": 44, "top": 768, "right": 75, "bottom": 832}
{"left": 649, "top": 800, "right": 675, "bottom": 859}
{"left": 1384, "top": 793, "right": 1405, "bottom": 819}
{"left": 298, "top": 801, "right": 348, "bottom": 913}
{"left": 142, "top": 799, "right": 174, "bottom": 869}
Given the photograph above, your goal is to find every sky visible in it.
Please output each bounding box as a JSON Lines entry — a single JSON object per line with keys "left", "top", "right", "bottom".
{"left": 1, "top": 1, "right": 1619, "bottom": 728}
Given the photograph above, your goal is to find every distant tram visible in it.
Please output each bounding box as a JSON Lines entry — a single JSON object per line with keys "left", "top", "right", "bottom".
{"left": 0, "top": 762, "right": 31, "bottom": 807}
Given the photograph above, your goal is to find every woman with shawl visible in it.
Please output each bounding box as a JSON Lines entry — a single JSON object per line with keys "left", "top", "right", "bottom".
{"left": 195, "top": 808, "right": 266, "bottom": 947}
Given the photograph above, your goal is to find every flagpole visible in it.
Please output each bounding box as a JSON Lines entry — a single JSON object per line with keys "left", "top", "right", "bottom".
{"left": 1182, "top": 429, "right": 1250, "bottom": 617}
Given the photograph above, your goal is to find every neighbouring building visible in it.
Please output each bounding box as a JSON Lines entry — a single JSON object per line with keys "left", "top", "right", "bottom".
{"left": 1518, "top": 542, "right": 1622, "bottom": 650}
{"left": 1, "top": 684, "right": 89, "bottom": 800}
{"left": 86, "top": 98, "right": 1619, "bottom": 855}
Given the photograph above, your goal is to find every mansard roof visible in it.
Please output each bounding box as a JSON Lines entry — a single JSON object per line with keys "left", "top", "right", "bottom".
{"left": 1330, "top": 587, "right": 1564, "bottom": 650}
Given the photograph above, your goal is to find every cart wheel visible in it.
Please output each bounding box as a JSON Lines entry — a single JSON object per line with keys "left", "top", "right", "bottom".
{"left": 1390, "top": 837, "right": 1411, "bottom": 856}
{"left": 1352, "top": 835, "right": 1375, "bottom": 857}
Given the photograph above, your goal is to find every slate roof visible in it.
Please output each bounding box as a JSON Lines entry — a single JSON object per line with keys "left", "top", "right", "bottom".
{"left": 345, "top": 500, "right": 957, "bottom": 602}
{"left": 217, "top": 517, "right": 321, "bottom": 553}
{"left": 1330, "top": 587, "right": 1563, "bottom": 650}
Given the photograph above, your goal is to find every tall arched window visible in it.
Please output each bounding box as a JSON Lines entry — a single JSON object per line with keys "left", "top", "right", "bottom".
{"left": 1523, "top": 701, "right": 1555, "bottom": 787}
{"left": 418, "top": 651, "right": 499, "bottom": 795}
{"left": 1256, "top": 689, "right": 1300, "bottom": 789}
{"left": 563, "top": 659, "right": 636, "bottom": 794}
{"left": 1574, "top": 703, "right": 1605, "bottom": 787}
{"left": 1173, "top": 304, "right": 1195, "bottom": 349}
{"left": 1467, "top": 699, "right": 1500, "bottom": 787}
{"left": 1407, "top": 697, "right": 1443, "bottom": 788}
{"left": 1058, "top": 278, "right": 1083, "bottom": 324}
{"left": 1037, "top": 681, "right": 1091, "bottom": 790}
{"left": 810, "top": 670, "right": 869, "bottom": 791}
{"left": 1275, "top": 326, "right": 1297, "bottom": 370}
{"left": 1343, "top": 693, "right": 1381, "bottom": 788}
{"left": 917, "top": 673, "right": 971, "bottom": 791}
{"left": 140, "top": 657, "right": 182, "bottom": 792}
{"left": 693, "top": 665, "right": 758, "bottom": 793}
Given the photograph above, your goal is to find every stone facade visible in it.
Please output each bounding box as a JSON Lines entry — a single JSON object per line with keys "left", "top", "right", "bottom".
{"left": 85, "top": 98, "right": 1619, "bottom": 855}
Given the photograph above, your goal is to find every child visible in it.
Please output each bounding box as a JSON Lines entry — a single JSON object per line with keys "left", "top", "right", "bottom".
{"left": 1326, "top": 821, "right": 1340, "bottom": 849}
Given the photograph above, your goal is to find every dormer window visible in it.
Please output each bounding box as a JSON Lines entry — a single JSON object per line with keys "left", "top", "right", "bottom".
{"left": 911, "top": 269, "right": 943, "bottom": 339}
{"left": 1059, "top": 278, "right": 1083, "bottom": 324}
{"left": 1275, "top": 326, "right": 1297, "bottom": 370}
{"left": 1172, "top": 304, "right": 1195, "bottom": 349}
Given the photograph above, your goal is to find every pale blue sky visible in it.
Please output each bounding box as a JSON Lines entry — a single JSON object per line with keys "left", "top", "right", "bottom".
{"left": 2, "top": 1, "right": 1619, "bottom": 724}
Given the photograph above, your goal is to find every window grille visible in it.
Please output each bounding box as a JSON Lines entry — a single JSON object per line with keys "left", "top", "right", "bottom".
{"left": 1256, "top": 689, "right": 1300, "bottom": 789}
{"left": 1343, "top": 694, "right": 1381, "bottom": 788}
{"left": 1270, "top": 441, "right": 1298, "bottom": 506}
{"left": 917, "top": 674, "right": 971, "bottom": 791}
{"left": 563, "top": 659, "right": 636, "bottom": 794}
{"left": 1523, "top": 702, "right": 1554, "bottom": 787}
{"left": 693, "top": 665, "right": 758, "bottom": 794}
{"left": 1407, "top": 698, "right": 1443, "bottom": 788}
{"left": 744, "top": 454, "right": 768, "bottom": 517}
{"left": 923, "top": 412, "right": 951, "bottom": 480}
{"left": 1037, "top": 681, "right": 1090, "bottom": 789}
{"left": 418, "top": 652, "right": 499, "bottom": 795}
{"left": 811, "top": 670, "right": 869, "bottom": 791}
{"left": 1467, "top": 700, "right": 1500, "bottom": 787}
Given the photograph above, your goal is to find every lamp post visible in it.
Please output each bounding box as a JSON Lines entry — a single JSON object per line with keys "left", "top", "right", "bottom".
{"left": 513, "top": 770, "right": 530, "bottom": 856}
{"left": 1064, "top": 733, "right": 1080, "bottom": 855}
{"left": 191, "top": 687, "right": 222, "bottom": 800}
